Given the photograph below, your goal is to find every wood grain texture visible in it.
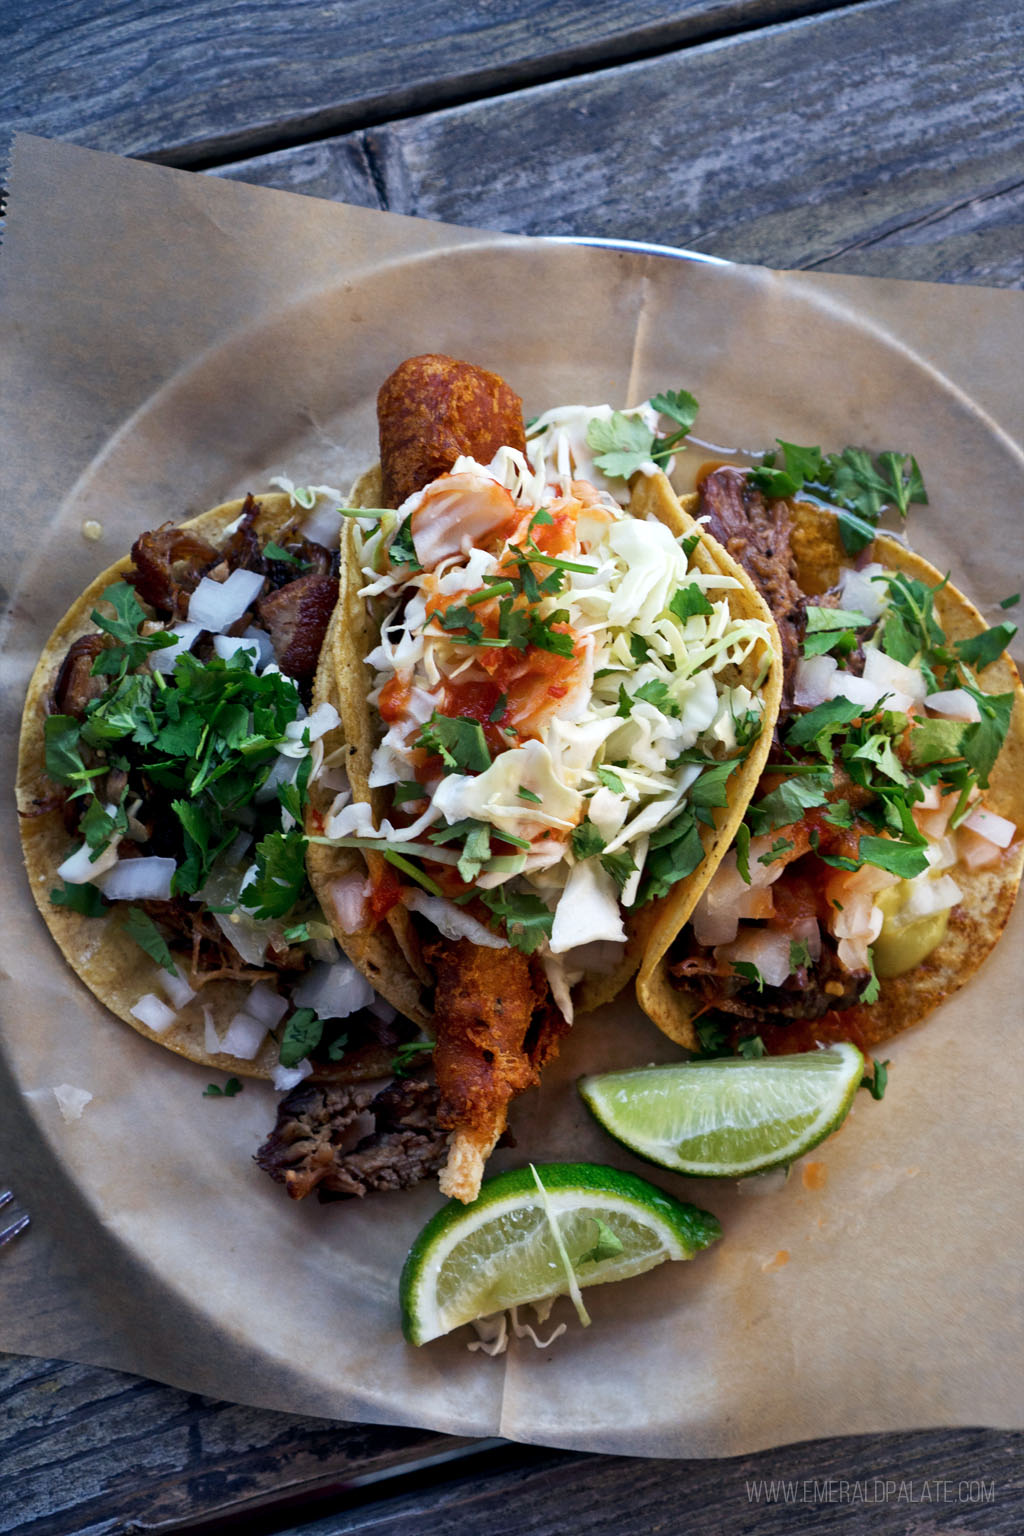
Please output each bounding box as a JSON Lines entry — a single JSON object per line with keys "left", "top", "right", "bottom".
{"left": 5, "top": 0, "right": 839, "bottom": 166}
{"left": 2, "top": 1349, "right": 1020, "bottom": 1536}
{"left": 214, "top": 0, "right": 1024, "bottom": 286}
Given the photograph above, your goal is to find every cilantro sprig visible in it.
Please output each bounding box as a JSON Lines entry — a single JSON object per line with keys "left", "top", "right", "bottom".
{"left": 585, "top": 390, "right": 699, "bottom": 481}
{"left": 749, "top": 441, "right": 928, "bottom": 555}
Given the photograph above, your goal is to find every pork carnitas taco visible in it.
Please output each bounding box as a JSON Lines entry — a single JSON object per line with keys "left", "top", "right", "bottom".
{"left": 17, "top": 490, "right": 422, "bottom": 1085}
{"left": 637, "top": 464, "right": 1023, "bottom": 1056}
{"left": 305, "top": 356, "right": 782, "bottom": 1202}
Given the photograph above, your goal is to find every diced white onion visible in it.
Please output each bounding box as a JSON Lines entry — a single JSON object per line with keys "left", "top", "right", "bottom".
{"left": 715, "top": 928, "right": 793, "bottom": 989}
{"left": 925, "top": 689, "right": 982, "bottom": 722}
{"left": 369, "top": 995, "right": 398, "bottom": 1024}
{"left": 241, "top": 625, "right": 276, "bottom": 668}
{"left": 959, "top": 828, "right": 1003, "bottom": 870}
{"left": 292, "top": 959, "right": 375, "bottom": 1019}
{"left": 402, "top": 889, "right": 505, "bottom": 949}
{"left": 213, "top": 634, "right": 260, "bottom": 664}
{"left": 97, "top": 856, "right": 176, "bottom": 902}
{"left": 161, "top": 965, "right": 196, "bottom": 1011}
{"left": 57, "top": 839, "right": 121, "bottom": 885}
{"left": 130, "top": 993, "right": 178, "bottom": 1035}
{"left": 212, "top": 908, "right": 269, "bottom": 966}
{"left": 900, "top": 874, "right": 962, "bottom": 922}
{"left": 149, "top": 621, "right": 202, "bottom": 674}
{"left": 52, "top": 1083, "right": 93, "bottom": 1122}
{"left": 187, "top": 568, "right": 265, "bottom": 632}
{"left": 827, "top": 669, "right": 891, "bottom": 711}
{"left": 794, "top": 655, "right": 837, "bottom": 708}
{"left": 862, "top": 643, "right": 926, "bottom": 705}
{"left": 202, "top": 1005, "right": 221, "bottom": 1056}
{"left": 963, "top": 806, "right": 1015, "bottom": 847}
{"left": 837, "top": 564, "right": 887, "bottom": 621}
{"left": 285, "top": 701, "right": 340, "bottom": 743}
{"left": 328, "top": 873, "right": 370, "bottom": 934}
{"left": 272, "top": 1058, "right": 314, "bottom": 1092}
{"left": 219, "top": 1011, "right": 267, "bottom": 1059}
{"left": 245, "top": 982, "right": 290, "bottom": 1028}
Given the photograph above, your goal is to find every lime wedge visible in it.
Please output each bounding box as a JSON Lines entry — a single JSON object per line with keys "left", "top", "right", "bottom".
{"left": 400, "top": 1162, "right": 721, "bottom": 1345}
{"left": 579, "top": 1044, "right": 865, "bottom": 1178}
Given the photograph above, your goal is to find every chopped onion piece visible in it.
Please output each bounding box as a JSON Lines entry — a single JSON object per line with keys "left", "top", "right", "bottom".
{"left": 149, "top": 621, "right": 201, "bottom": 674}
{"left": 203, "top": 1006, "right": 221, "bottom": 1056}
{"left": 130, "top": 993, "right": 178, "bottom": 1035}
{"left": 327, "top": 873, "right": 370, "bottom": 934}
{"left": 292, "top": 959, "right": 375, "bottom": 1019}
{"left": 219, "top": 1011, "right": 267, "bottom": 1060}
{"left": 958, "top": 827, "right": 1004, "bottom": 870}
{"left": 925, "top": 689, "right": 981, "bottom": 722}
{"left": 837, "top": 564, "right": 887, "bottom": 621}
{"left": 187, "top": 568, "right": 265, "bottom": 632}
{"left": 900, "top": 874, "right": 962, "bottom": 921}
{"left": 213, "top": 633, "right": 260, "bottom": 664}
{"left": 963, "top": 807, "right": 1015, "bottom": 848}
{"left": 161, "top": 965, "right": 196, "bottom": 1011}
{"left": 272, "top": 1058, "right": 314, "bottom": 1092}
{"left": 97, "top": 856, "right": 176, "bottom": 902}
{"left": 862, "top": 643, "right": 926, "bottom": 704}
{"left": 57, "top": 839, "right": 120, "bottom": 885}
{"left": 53, "top": 1084, "right": 93, "bottom": 1122}
{"left": 245, "top": 983, "right": 290, "bottom": 1028}
{"left": 794, "top": 655, "right": 837, "bottom": 708}
{"left": 285, "top": 701, "right": 340, "bottom": 743}
{"left": 715, "top": 928, "right": 792, "bottom": 989}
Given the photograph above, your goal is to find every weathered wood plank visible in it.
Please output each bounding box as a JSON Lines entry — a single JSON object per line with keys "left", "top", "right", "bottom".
{"left": 4, "top": 1348, "right": 1020, "bottom": 1536}
{"left": 5, "top": 0, "right": 845, "bottom": 166}
{"left": 214, "top": 0, "right": 1024, "bottom": 286}
{"left": 0, "top": 1353, "right": 476, "bottom": 1536}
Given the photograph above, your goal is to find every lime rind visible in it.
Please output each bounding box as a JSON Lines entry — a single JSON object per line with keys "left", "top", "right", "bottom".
{"left": 579, "top": 1044, "right": 865, "bottom": 1178}
{"left": 400, "top": 1162, "right": 721, "bottom": 1346}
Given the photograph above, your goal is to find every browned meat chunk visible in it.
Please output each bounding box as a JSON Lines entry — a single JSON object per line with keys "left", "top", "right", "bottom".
{"left": 130, "top": 525, "right": 221, "bottom": 618}
{"left": 52, "top": 633, "right": 108, "bottom": 718}
{"left": 378, "top": 354, "right": 527, "bottom": 507}
{"left": 698, "top": 467, "right": 804, "bottom": 704}
{"left": 255, "top": 1078, "right": 447, "bottom": 1200}
{"left": 255, "top": 574, "right": 339, "bottom": 681}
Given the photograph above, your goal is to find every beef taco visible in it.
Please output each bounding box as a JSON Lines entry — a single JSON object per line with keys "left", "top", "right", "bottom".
{"left": 637, "top": 466, "right": 1023, "bottom": 1055}
{"left": 306, "top": 356, "right": 782, "bottom": 1201}
{"left": 17, "top": 490, "right": 414, "bottom": 1085}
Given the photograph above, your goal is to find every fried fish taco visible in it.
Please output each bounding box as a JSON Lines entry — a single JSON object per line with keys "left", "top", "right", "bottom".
{"left": 18, "top": 490, "right": 411, "bottom": 1085}
{"left": 305, "top": 356, "right": 782, "bottom": 1202}
{"left": 637, "top": 466, "right": 1023, "bottom": 1055}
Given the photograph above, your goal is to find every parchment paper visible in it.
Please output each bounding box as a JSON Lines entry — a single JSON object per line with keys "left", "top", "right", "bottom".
{"left": 1, "top": 134, "right": 1021, "bottom": 1456}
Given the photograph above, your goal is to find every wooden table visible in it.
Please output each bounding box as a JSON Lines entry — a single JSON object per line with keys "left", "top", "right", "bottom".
{"left": 3, "top": 2, "right": 1022, "bottom": 1531}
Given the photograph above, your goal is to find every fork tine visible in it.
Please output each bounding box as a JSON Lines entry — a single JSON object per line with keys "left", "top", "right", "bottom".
{"left": 0, "top": 1212, "right": 30, "bottom": 1247}
{"left": 0, "top": 1190, "right": 13, "bottom": 1210}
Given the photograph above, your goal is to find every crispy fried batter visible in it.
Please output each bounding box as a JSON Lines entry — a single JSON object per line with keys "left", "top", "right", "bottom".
{"left": 378, "top": 354, "right": 527, "bottom": 507}
{"left": 427, "top": 938, "right": 568, "bottom": 1202}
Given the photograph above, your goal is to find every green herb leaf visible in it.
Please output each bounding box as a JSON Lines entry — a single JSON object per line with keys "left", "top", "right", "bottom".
{"left": 636, "top": 807, "right": 704, "bottom": 904}
{"left": 735, "top": 823, "right": 752, "bottom": 884}
{"left": 517, "top": 785, "right": 542, "bottom": 804}
{"left": 789, "top": 939, "right": 812, "bottom": 970}
{"left": 858, "top": 835, "right": 931, "bottom": 880}
{"left": 279, "top": 1007, "right": 322, "bottom": 1068}
{"left": 736, "top": 1034, "right": 766, "bottom": 1058}
{"left": 263, "top": 540, "right": 309, "bottom": 568}
{"left": 204, "top": 1077, "right": 242, "bottom": 1098}
{"left": 745, "top": 773, "right": 831, "bottom": 835}
{"left": 586, "top": 411, "right": 657, "bottom": 481}
{"left": 391, "top": 1039, "right": 435, "bottom": 1077}
{"left": 50, "top": 880, "right": 108, "bottom": 916}
{"left": 600, "top": 848, "right": 637, "bottom": 892}
{"left": 955, "top": 622, "right": 1016, "bottom": 671}
{"left": 392, "top": 780, "right": 426, "bottom": 807}
{"left": 122, "top": 906, "right": 177, "bottom": 975}
{"left": 669, "top": 583, "right": 714, "bottom": 621}
{"left": 389, "top": 517, "right": 421, "bottom": 569}
{"left": 731, "top": 960, "right": 764, "bottom": 993}
{"left": 860, "top": 1057, "right": 890, "bottom": 1100}
{"left": 596, "top": 766, "right": 625, "bottom": 794}
{"left": 244, "top": 828, "right": 309, "bottom": 919}
{"left": 479, "top": 888, "right": 554, "bottom": 954}
{"left": 416, "top": 712, "right": 492, "bottom": 774}
{"left": 571, "top": 819, "right": 606, "bottom": 860}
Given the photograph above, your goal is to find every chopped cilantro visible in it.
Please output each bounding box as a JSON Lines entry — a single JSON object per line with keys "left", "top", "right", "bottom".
{"left": 750, "top": 442, "right": 926, "bottom": 555}
{"left": 596, "top": 766, "right": 625, "bottom": 794}
{"left": 628, "top": 633, "right": 651, "bottom": 664}
{"left": 479, "top": 888, "right": 554, "bottom": 954}
{"left": 122, "top": 906, "right": 177, "bottom": 975}
{"left": 586, "top": 412, "right": 659, "bottom": 481}
{"left": 392, "top": 780, "right": 426, "bottom": 807}
{"left": 804, "top": 605, "right": 871, "bottom": 634}
{"left": 416, "top": 712, "right": 492, "bottom": 773}
{"left": 50, "top": 880, "right": 108, "bottom": 916}
{"left": 745, "top": 773, "right": 830, "bottom": 835}
{"left": 860, "top": 1057, "right": 890, "bottom": 1100}
{"left": 736, "top": 1034, "right": 766, "bottom": 1058}
{"left": 388, "top": 517, "right": 421, "bottom": 569}
{"left": 517, "top": 785, "right": 542, "bottom": 804}
{"left": 89, "top": 582, "right": 177, "bottom": 675}
{"left": 693, "top": 1017, "right": 731, "bottom": 1059}
{"left": 735, "top": 823, "right": 752, "bottom": 884}
{"left": 789, "top": 938, "right": 812, "bottom": 970}
{"left": 858, "top": 835, "right": 930, "bottom": 880}
{"left": 731, "top": 960, "right": 764, "bottom": 993}
{"left": 669, "top": 583, "right": 714, "bottom": 621}
{"left": 489, "top": 693, "right": 508, "bottom": 723}
{"left": 600, "top": 848, "right": 637, "bottom": 892}
{"left": 758, "top": 836, "right": 794, "bottom": 866}
{"left": 242, "top": 829, "right": 308, "bottom": 919}
{"left": 204, "top": 1077, "right": 243, "bottom": 1098}
{"left": 955, "top": 622, "right": 1016, "bottom": 671}
{"left": 263, "top": 540, "right": 309, "bottom": 569}
{"left": 682, "top": 532, "right": 701, "bottom": 558}
{"left": 636, "top": 807, "right": 704, "bottom": 904}
{"left": 571, "top": 819, "right": 606, "bottom": 860}
{"left": 279, "top": 1007, "right": 321, "bottom": 1068}
{"left": 785, "top": 697, "right": 864, "bottom": 754}
{"left": 999, "top": 593, "right": 1020, "bottom": 610}
{"left": 457, "top": 823, "right": 491, "bottom": 882}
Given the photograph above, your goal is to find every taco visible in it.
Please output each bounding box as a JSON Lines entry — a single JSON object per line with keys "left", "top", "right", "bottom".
{"left": 305, "top": 356, "right": 782, "bottom": 1202}
{"left": 17, "top": 489, "right": 415, "bottom": 1085}
{"left": 636, "top": 466, "right": 1023, "bottom": 1055}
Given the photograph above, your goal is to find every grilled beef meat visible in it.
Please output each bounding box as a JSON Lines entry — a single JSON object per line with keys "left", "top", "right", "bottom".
{"left": 698, "top": 467, "right": 804, "bottom": 704}
{"left": 256, "top": 1078, "right": 448, "bottom": 1200}
{"left": 255, "top": 574, "right": 338, "bottom": 682}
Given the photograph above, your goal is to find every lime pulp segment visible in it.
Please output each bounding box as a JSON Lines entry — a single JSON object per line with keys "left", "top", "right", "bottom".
{"left": 579, "top": 1044, "right": 865, "bottom": 1178}
{"left": 400, "top": 1162, "right": 721, "bottom": 1345}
